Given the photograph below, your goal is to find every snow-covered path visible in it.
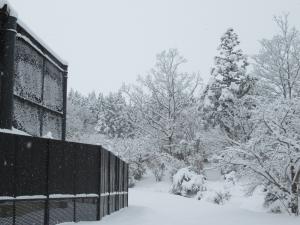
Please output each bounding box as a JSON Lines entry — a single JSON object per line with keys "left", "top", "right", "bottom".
{"left": 61, "top": 177, "right": 300, "bottom": 225}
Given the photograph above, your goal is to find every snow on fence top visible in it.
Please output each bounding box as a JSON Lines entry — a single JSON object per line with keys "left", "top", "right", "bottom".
{"left": 0, "top": 1, "right": 68, "bottom": 66}
{"left": 0, "top": 0, "right": 17, "bottom": 17}
{"left": 17, "top": 19, "right": 69, "bottom": 66}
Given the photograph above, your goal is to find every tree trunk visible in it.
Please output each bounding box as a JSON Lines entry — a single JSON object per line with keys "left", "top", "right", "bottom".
{"left": 290, "top": 165, "right": 299, "bottom": 215}
{"left": 168, "top": 136, "right": 173, "bottom": 155}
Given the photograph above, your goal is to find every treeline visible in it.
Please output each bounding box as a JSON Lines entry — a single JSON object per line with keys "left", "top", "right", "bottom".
{"left": 67, "top": 14, "right": 300, "bottom": 215}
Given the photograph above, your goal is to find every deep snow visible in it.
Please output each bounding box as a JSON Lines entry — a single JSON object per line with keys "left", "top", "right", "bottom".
{"left": 60, "top": 174, "right": 300, "bottom": 225}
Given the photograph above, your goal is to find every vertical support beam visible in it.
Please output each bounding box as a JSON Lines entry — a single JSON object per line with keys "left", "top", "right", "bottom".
{"left": 44, "top": 139, "right": 50, "bottom": 225}
{"left": 0, "top": 6, "right": 17, "bottom": 129}
{"left": 61, "top": 68, "right": 68, "bottom": 140}
{"left": 97, "top": 146, "right": 102, "bottom": 221}
{"left": 12, "top": 135, "right": 17, "bottom": 225}
{"left": 73, "top": 143, "right": 76, "bottom": 222}
{"left": 126, "top": 164, "right": 129, "bottom": 207}
{"left": 40, "top": 58, "right": 46, "bottom": 137}
{"left": 122, "top": 161, "right": 126, "bottom": 208}
{"left": 107, "top": 152, "right": 111, "bottom": 215}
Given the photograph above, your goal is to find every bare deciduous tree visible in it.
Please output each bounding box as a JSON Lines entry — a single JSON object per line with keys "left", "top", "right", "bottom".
{"left": 254, "top": 14, "right": 300, "bottom": 99}
{"left": 123, "top": 49, "right": 201, "bottom": 157}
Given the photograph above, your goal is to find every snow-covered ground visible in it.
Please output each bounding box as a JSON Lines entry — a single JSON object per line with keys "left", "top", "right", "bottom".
{"left": 60, "top": 174, "right": 300, "bottom": 225}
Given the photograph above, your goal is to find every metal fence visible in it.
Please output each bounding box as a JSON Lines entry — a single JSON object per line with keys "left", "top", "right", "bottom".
{"left": 0, "top": 132, "right": 129, "bottom": 225}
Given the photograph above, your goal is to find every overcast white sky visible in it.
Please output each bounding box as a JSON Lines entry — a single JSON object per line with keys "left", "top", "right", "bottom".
{"left": 8, "top": 0, "right": 300, "bottom": 95}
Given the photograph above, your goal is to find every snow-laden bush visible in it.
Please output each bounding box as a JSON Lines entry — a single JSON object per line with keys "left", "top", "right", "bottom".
{"left": 128, "top": 175, "right": 136, "bottom": 188}
{"left": 224, "top": 171, "right": 237, "bottom": 186}
{"left": 205, "top": 190, "right": 232, "bottom": 205}
{"left": 146, "top": 152, "right": 186, "bottom": 182}
{"left": 170, "top": 167, "right": 206, "bottom": 197}
{"left": 147, "top": 153, "right": 166, "bottom": 182}
{"left": 197, "top": 172, "right": 235, "bottom": 204}
{"left": 165, "top": 156, "right": 186, "bottom": 179}
{"left": 130, "top": 161, "right": 146, "bottom": 181}
{"left": 263, "top": 191, "right": 288, "bottom": 214}
{"left": 186, "top": 153, "right": 204, "bottom": 174}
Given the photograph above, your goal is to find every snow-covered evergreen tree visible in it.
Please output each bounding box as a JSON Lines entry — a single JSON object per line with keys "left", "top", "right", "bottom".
{"left": 67, "top": 89, "right": 100, "bottom": 140}
{"left": 205, "top": 28, "right": 250, "bottom": 105}
{"left": 203, "top": 28, "right": 254, "bottom": 142}
{"left": 95, "top": 92, "right": 135, "bottom": 139}
{"left": 217, "top": 18, "right": 300, "bottom": 215}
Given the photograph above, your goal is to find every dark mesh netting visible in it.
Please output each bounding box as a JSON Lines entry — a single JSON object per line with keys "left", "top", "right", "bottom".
{"left": 0, "top": 201, "right": 13, "bottom": 225}
{"left": 15, "top": 200, "right": 45, "bottom": 225}
{"left": 75, "top": 198, "right": 97, "bottom": 222}
{"left": 49, "top": 199, "right": 74, "bottom": 225}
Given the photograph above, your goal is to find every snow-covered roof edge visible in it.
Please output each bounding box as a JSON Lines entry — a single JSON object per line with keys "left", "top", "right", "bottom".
{"left": 17, "top": 19, "right": 69, "bottom": 66}
{"left": 0, "top": 0, "right": 18, "bottom": 17}
{"left": 0, "top": 128, "right": 31, "bottom": 136}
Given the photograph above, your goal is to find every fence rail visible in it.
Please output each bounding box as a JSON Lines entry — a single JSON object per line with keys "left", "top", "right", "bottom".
{"left": 0, "top": 132, "right": 128, "bottom": 225}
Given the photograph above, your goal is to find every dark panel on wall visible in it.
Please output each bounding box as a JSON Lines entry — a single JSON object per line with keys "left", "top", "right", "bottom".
{"left": 0, "top": 133, "right": 15, "bottom": 197}
{"left": 15, "top": 135, "right": 48, "bottom": 196}
{"left": 75, "top": 143, "right": 99, "bottom": 194}
{"left": 42, "top": 110, "right": 62, "bottom": 139}
{"left": 48, "top": 140, "right": 75, "bottom": 195}
{"left": 12, "top": 97, "right": 41, "bottom": 136}
{"left": 14, "top": 38, "right": 43, "bottom": 103}
{"left": 43, "top": 60, "right": 63, "bottom": 113}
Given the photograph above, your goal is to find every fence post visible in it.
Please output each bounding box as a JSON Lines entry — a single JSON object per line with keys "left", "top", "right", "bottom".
{"left": 0, "top": 5, "right": 17, "bottom": 129}
{"left": 73, "top": 144, "right": 77, "bottom": 222}
{"left": 122, "top": 161, "right": 125, "bottom": 208}
{"left": 126, "top": 164, "right": 129, "bottom": 207}
{"left": 44, "top": 139, "right": 50, "bottom": 225}
{"left": 12, "top": 135, "right": 18, "bottom": 225}
{"left": 61, "top": 69, "right": 68, "bottom": 141}
{"left": 97, "top": 146, "right": 102, "bottom": 220}
{"left": 107, "top": 152, "right": 111, "bottom": 215}
{"left": 115, "top": 157, "right": 117, "bottom": 212}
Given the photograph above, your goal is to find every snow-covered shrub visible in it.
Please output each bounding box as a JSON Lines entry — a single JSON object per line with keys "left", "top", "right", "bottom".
{"left": 187, "top": 153, "right": 204, "bottom": 174}
{"left": 152, "top": 163, "right": 166, "bottom": 182}
{"left": 205, "top": 190, "right": 231, "bottom": 205}
{"left": 130, "top": 161, "right": 146, "bottom": 181}
{"left": 196, "top": 190, "right": 204, "bottom": 200}
{"left": 263, "top": 191, "right": 287, "bottom": 214}
{"left": 163, "top": 154, "right": 186, "bottom": 179}
{"left": 128, "top": 176, "right": 136, "bottom": 188}
{"left": 145, "top": 152, "right": 186, "bottom": 182}
{"left": 212, "top": 191, "right": 231, "bottom": 205}
{"left": 170, "top": 167, "right": 206, "bottom": 197}
{"left": 213, "top": 191, "right": 231, "bottom": 205}
{"left": 224, "top": 171, "right": 237, "bottom": 186}
{"left": 147, "top": 155, "right": 166, "bottom": 182}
